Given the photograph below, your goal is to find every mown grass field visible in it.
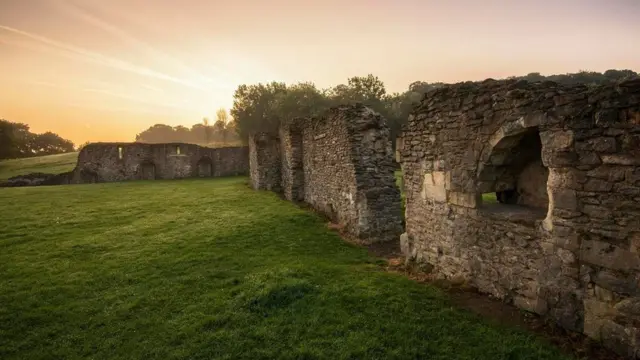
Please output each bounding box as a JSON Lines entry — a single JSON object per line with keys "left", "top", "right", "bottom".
{"left": 0, "top": 152, "right": 78, "bottom": 181}
{"left": 0, "top": 177, "right": 570, "bottom": 360}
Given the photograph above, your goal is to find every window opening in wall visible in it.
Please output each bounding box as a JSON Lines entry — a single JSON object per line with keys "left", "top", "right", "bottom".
{"left": 477, "top": 128, "right": 548, "bottom": 220}
{"left": 118, "top": 146, "right": 123, "bottom": 160}
{"left": 176, "top": 145, "right": 181, "bottom": 155}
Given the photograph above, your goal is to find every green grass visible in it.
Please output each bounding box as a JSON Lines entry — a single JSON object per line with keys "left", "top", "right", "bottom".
{"left": 0, "top": 177, "right": 570, "bottom": 360}
{"left": 0, "top": 152, "right": 78, "bottom": 181}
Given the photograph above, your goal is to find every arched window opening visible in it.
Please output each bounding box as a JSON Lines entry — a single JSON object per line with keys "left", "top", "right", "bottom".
{"left": 118, "top": 146, "right": 123, "bottom": 160}
{"left": 478, "top": 127, "right": 548, "bottom": 218}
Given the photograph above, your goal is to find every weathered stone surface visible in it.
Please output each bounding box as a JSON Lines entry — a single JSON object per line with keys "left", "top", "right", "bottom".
{"left": 580, "top": 239, "right": 640, "bottom": 271}
{"left": 421, "top": 172, "right": 447, "bottom": 202}
{"left": 12, "top": 143, "right": 249, "bottom": 187}
{"left": 400, "top": 78, "right": 640, "bottom": 358}
{"left": 249, "top": 133, "right": 282, "bottom": 192}
{"left": 250, "top": 104, "right": 403, "bottom": 244}
{"left": 0, "top": 172, "right": 72, "bottom": 187}
{"left": 540, "top": 130, "right": 574, "bottom": 149}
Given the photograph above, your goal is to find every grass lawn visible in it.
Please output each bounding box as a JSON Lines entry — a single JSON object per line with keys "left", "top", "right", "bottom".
{"left": 0, "top": 152, "right": 78, "bottom": 181}
{"left": 0, "top": 177, "right": 570, "bottom": 360}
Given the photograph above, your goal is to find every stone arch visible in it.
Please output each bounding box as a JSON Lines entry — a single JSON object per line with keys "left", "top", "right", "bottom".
{"left": 477, "top": 113, "right": 549, "bottom": 211}
{"left": 139, "top": 161, "right": 156, "bottom": 180}
{"left": 196, "top": 157, "right": 214, "bottom": 177}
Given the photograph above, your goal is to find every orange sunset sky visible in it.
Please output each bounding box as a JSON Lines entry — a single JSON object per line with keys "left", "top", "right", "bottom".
{"left": 1, "top": 0, "right": 639, "bottom": 145}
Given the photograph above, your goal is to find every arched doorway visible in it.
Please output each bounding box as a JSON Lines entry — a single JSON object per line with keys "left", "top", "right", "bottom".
{"left": 197, "top": 157, "right": 213, "bottom": 177}
{"left": 140, "top": 162, "right": 156, "bottom": 180}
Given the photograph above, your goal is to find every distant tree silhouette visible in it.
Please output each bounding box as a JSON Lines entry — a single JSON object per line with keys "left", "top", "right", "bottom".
{"left": 134, "top": 110, "right": 239, "bottom": 146}
{"left": 0, "top": 119, "right": 75, "bottom": 160}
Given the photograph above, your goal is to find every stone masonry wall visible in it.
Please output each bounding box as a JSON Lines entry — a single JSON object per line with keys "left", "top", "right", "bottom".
{"left": 248, "top": 133, "right": 282, "bottom": 192}
{"left": 398, "top": 78, "right": 640, "bottom": 357}
{"left": 279, "top": 121, "right": 305, "bottom": 202}
{"left": 250, "top": 104, "right": 403, "bottom": 244}
{"left": 70, "top": 143, "right": 248, "bottom": 184}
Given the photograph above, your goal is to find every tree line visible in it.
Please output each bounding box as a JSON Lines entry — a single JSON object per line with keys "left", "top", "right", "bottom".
{"left": 135, "top": 108, "right": 240, "bottom": 146}
{"left": 229, "top": 69, "right": 639, "bottom": 147}
{"left": 0, "top": 120, "right": 75, "bottom": 160}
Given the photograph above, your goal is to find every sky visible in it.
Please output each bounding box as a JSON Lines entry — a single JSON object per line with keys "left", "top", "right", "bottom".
{"left": 0, "top": 0, "right": 639, "bottom": 145}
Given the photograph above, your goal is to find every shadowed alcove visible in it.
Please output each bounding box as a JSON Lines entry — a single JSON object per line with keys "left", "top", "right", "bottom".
{"left": 477, "top": 126, "right": 549, "bottom": 219}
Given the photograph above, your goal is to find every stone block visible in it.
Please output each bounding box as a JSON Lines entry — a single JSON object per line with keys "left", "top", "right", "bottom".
{"left": 513, "top": 296, "right": 546, "bottom": 314}
{"left": 547, "top": 168, "right": 586, "bottom": 189}
{"left": 584, "top": 178, "right": 613, "bottom": 192}
{"left": 540, "top": 130, "right": 574, "bottom": 150}
{"left": 448, "top": 191, "right": 478, "bottom": 208}
{"left": 421, "top": 171, "right": 447, "bottom": 202}
{"left": 631, "top": 233, "right": 640, "bottom": 254}
{"left": 588, "top": 137, "right": 618, "bottom": 153}
{"left": 543, "top": 150, "right": 579, "bottom": 168}
{"left": 548, "top": 188, "right": 578, "bottom": 211}
{"left": 582, "top": 204, "right": 613, "bottom": 219}
{"left": 602, "top": 154, "right": 640, "bottom": 166}
{"left": 584, "top": 298, "right": 616, "bottom": 340}
{"left": 581, "top": 239, "right": 640, "bottom": 271}
{"left": 601, "top": 320, "right": 637, "bottom": 358}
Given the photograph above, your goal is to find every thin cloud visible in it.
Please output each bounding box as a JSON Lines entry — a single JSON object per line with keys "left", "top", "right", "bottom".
{"left": 142, "top": 84, "right": 164, "bottom": 93}
{"left": 0, "top": 24, "right": 206, "bottom": 90}
{"left": 28, "top": 80, "right": 191, "bottom": 112}
{"left": 58, "top": 0, "right": 237, "bottom": 90}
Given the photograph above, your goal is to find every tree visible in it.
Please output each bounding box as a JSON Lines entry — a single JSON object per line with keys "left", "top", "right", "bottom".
{"left": 272, "top": 82, "right": 331, "bottom": 123}
{"left": 230, "top": 82, "right": 287, "bottom": 140}
{"left": 215, "top": 108, "right": 230, "bottom": 144}
{"left": 329, "top": 74, "right": 386, "bottom": 107}
{"left": 0, "top": 119, "right": 75, "bottom": 159}
{"left": 135, "top": 124, "right": 175, "bottom": 143}
{"left": 30, "top": 132, "right": 75, "bottom": 155}
{"left": 197, "top": 119, "right": 212, "bottom": 145}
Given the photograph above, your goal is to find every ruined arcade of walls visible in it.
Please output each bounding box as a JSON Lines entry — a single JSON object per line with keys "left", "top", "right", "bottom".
{"left": 250, "top": 104, "right": 404, "bottom": 244}
{"left": 70, "top": 142, "right": 248, "bottom": 184}
{"left": 398, "top": 78, "right": 640, "bottom": 357}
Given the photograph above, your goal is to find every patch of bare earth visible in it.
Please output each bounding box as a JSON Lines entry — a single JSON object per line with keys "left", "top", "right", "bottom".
{"left": 363, "top": 238, "right": 623, "bottom": 360}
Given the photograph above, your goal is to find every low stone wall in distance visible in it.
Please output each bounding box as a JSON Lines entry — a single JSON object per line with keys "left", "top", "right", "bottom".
{"left": 71, "top": 143, "right": 248, "bottom": 184}
{"left": 1, "top": 143, "right": 249, "bottom": 187}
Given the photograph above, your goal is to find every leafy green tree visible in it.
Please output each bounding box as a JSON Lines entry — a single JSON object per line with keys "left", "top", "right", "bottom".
{"left": 0, "top": 119, "right": 74, "bottom": 159}
{"left": 272, "top": 82, "right": 331, "bottom": 123}
{"left": 231, "top": 82, "right": 287, "bottom": 140}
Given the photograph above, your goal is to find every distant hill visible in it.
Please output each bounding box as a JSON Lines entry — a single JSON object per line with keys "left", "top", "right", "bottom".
{"left": 0, "top": 152, "right": 78, "bottom": 182}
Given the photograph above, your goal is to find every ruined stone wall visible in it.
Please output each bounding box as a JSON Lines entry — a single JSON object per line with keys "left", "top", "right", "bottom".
{"left": 298, "top": 105, "right": 403, "bottom": 243}
{"left": 279, "top": 122, "right": 305, "bottom": 202}
{"left": 399, "top": 78, "right": 640, "bottom": 357}
{"left": 250, "top": 104, "right": 403, "bottom": 244}
{"left": 70, "top": 143, "right": 248, "bottom": 184}
{"left": 248, "top": 133, "right": 282, "bottom": 192}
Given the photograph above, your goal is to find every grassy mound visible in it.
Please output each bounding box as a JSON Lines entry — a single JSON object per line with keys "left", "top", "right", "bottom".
{"left": 0, "top": 152, "right": 78, "bottom": 181}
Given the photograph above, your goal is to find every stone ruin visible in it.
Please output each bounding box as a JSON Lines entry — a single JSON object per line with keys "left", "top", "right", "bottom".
{"left": 70, "top": 142, "right": 248, "bottom": 183}
{"left": 1, "top": 143, "right": 249, "bottom": 187}
{"left": 398, "top": 78, "right": 640, "bottom": 357}
{"left": 249, "top": 104, "right": 404, "bottom": 244}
